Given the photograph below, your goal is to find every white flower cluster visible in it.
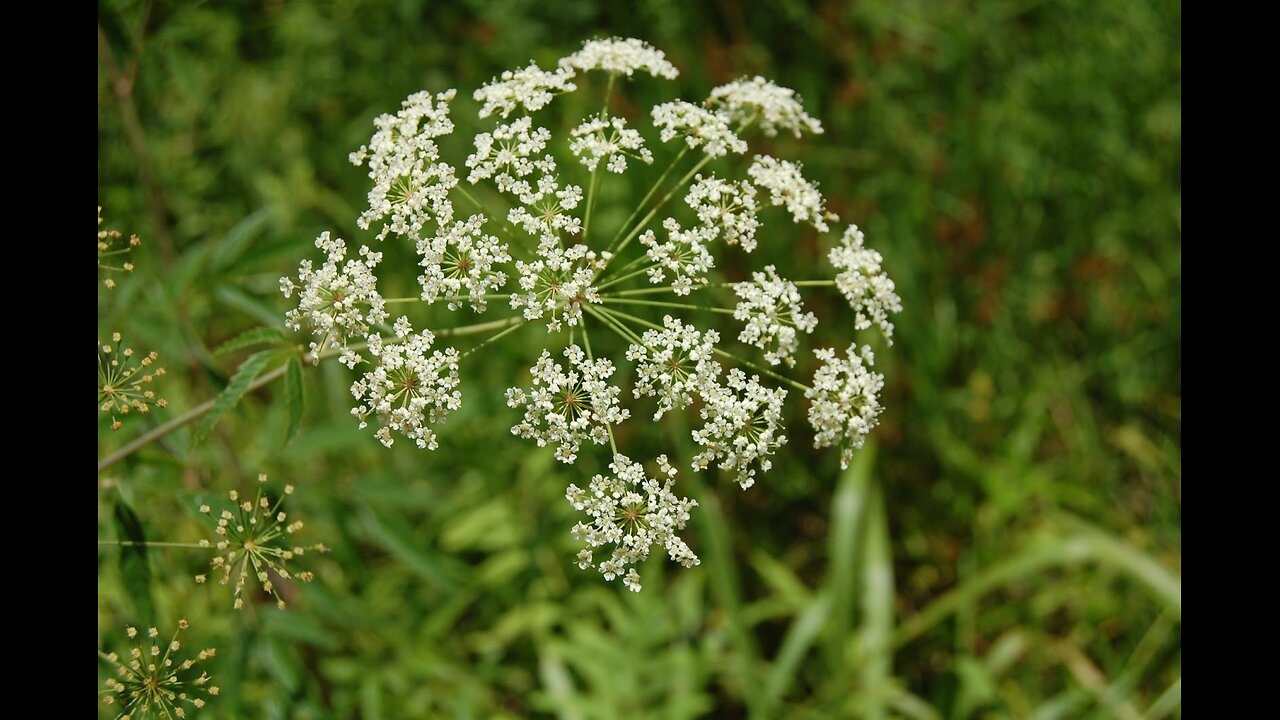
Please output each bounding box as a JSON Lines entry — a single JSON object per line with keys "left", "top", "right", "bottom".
{"left": 567, "top": 453, "right": 699, "bottom": 592}
{"left": 506, "top": 345, "right": 630, "bottom": 463}
{"left": 417, "top": 214, "right": 510, "bottom": 312}
{"left": 510, "top": 242, "right": 603, "bottom": 332}
{"left": 806, "top": 344, "right": 884, "bottom": 469}
{"left": 466, "top": 116, "right": 552, "bottom": 187}
{"left": 627, "top": 315, "right": 722, "bottom": 420}
{"left": 652, "top": 101, "right": 749, "bottom": 158}
{"left": 685, "top": 174, "right": 760, "bottom": 251}
{"left": 733, "top": 265, "right": 818, "bottom": 367}
{"left": 692, "top": 369, "right": 788, "bottom": 489}
{"left": 506, "top": 168, "right": 585, "bottom": 242}
{"left": 281, "top": 231, "right": 387, "bottom": 365}
{"left": 640, "top": 218, "right": 716, "bottom": 295}
{"left": 570, "top": 116, "right": 653, "bottom": 173}
{"left": 350, "top": 330, "right": 462, "bottom": 450}
{"left": 709, "top": 76, "right": 824, "bottom": 137}
{"left": 559, "top": 37, "right": 679, "bottom": 79}
{"left": 829, "top": 225, "right": 903, "bottom": 343}
{"left": 474, "top": 63, "right": 577, "bottom": 119}
{"left": 747, "top": 155, "right": 837, "bottom": 233}
{"left": 350, "top": 90, "right": 458, "bottom": 240}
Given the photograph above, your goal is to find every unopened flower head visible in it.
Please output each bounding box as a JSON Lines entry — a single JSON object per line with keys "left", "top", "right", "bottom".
{"left": 708, "top": 76, "right": 824, "bottom": 137}
{"left": 567, "top": 453, "right": 699, "bottom": 592}
{"left": 651, "top": 101, "right": 748, "bottom": 158}
{"left": 281, "top": 232, "right": 387, "bottom": 365}
{"left": 99, "top": 333, "right": 168, "bottom": 431}
{"left": 747, "top": 155, "right": 837, "bottom": 232}
{"left": 570, "top": 116, "right": 653, "bottom": 173}
{"left": 684, "top": 174, "right": 760, "bottom": 251}
{"left": 350, "top": 89, "right": 458, "bottom": 240}
{"left": 733, "top": 265, "right": 818, "bottom": 367}
{"left": 806, "top": 344, "right": 885, "bottom": 469}
{"left": 559, "top": 37, "right": 679, "bottom": 79}
{"left": 99, "top": 619, "right": 218, "bottom": 719}
{"left": 417, "top": 214, "right": 510, "bottom": 312}
{"left": 197, "top": 474, "right": 327, "bottom": 610}
{"left": 475, "top": 62, "right": 577, "bottom": 119}
{"left": 627, "top": 315, "right": 722, "bottom": 420}
{"left": 350, "top": 330, "right": 461, "bottom": 449}
{"left": 98, "top": 207, "right": 141, "bottom": 289}
{"left": 692, "top": 369, "right": 787, "bottom": 489}
{"left": 507, "top": 345, "right": 629, "bottom": 463}
{"left": 829, "top": 225, "right": 903, "bottom": 344}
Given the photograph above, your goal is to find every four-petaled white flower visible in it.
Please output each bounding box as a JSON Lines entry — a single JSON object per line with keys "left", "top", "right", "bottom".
{"left": 747, "top": 155, "right": 837, "bottom": 233}
{"left": 567, "top": 453, "right": 699, "bottom": 592}
{"left": 507, "top": 345, "right": 630, "bottom": 463}
{"left": 733, "top": 265, "right": 818, "bottom": 367}
{"left": 829, "top": 225, "right": 903, "bottom": 344}
{"left": 350, "top": 330, "right": 462, "bottom": 450}
{"left": 627, "top": 315, "right": 722, "bottom": 420}
{"left": 708, "top": 76, "right": 824, "bottom": 137}
{"left": 806, "top": 344, "right": 885, "bottom": 469}
{"left": 692, "top": 368, "right": 788, "bottom": 489}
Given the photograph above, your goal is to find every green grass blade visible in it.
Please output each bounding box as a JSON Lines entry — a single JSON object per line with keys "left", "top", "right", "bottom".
{"left": 761, "top": 592, "right": 831, "bottom": 713}
{"left": 858, "top": 477, "right": 894, "bottom": 720}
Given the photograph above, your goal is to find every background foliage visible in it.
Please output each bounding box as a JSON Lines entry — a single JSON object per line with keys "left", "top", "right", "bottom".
{"left": 98, "top": 1, "right": 1181, "bottom": 717}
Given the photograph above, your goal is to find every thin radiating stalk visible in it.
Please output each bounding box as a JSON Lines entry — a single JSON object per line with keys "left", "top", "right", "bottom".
{"left": 579, "top": 320, "right": 618, "bottom": 456}
{"left": 603, "top": 145, "right": 690, "bottom": 258}
{"left": 595, "top": 265, "right": 658, "bottom": 291}
{"left": 601, "top": 297, "right": 736, "bottom": 315}
{"left": 607, "top": 155, "right": 713, "bottom": 263}
{"left": 96, "top": 317, "right": 525, "bottom": 473}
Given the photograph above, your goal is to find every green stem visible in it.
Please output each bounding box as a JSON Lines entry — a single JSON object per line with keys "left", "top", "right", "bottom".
{"left": 607, "top": 154, "right": 713, "bottom": 265}
{"left": 598, "top": 306, "right": 810, "bottom": 393}
{"left": 583, "top": 163, "right": 602, "bottom": 241}
{"left": 579, "top": 321, "right": 618, "bottom": 456}
{"left": 96, "top": 317, "right": 524, "bottom": 474}
{"left": 460, "top": 319, "right": 526, "bottom": 359}
{"left": 597, "top": 252, "right": 653, "bottom": 285}
{"left": 585, "top": 305, "right": 645, "bottom": 346}
{"left": 604, "top": 146, "right": 689, "bottom": 257}
{"left": 98, "top": 540, "right": 208, "bottom": 549}
{"left": 595, "top": 265, "right": 656, "bottom": 291}
{"left": 602, "top": 298, "right": 735, "bottom": 315}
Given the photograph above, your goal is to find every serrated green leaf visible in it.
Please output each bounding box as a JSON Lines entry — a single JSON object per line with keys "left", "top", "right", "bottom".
{"left": 284, "top": 356, "right": 305, "bottom": 444}
{"left": 190, "top": 350, "right": 277, "bottom": 448}
{"left": 214, "top": 326, "right": 287, "bottom": 356}
{"left": 113, "top": 496, "right": 154, "bottom": 625}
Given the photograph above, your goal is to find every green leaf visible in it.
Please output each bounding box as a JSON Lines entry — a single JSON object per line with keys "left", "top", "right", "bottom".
{"left": 284, "top": 356, "right": 305, "bottom": 444}
{"left": 190, "top": 350, "right": 277, "bottom": 448}
{"left": 214, "top": 327, "right": 287, "bottom": 356}
{"left": 112, "top": 496, "right": 154, "bottom": 625}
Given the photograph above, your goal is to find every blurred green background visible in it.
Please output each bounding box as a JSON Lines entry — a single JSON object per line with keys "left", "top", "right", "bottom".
{"left": 97, "top": 1, "right": 1181, "bottom": 718}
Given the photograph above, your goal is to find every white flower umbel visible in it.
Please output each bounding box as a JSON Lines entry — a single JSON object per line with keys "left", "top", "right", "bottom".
{"left": 474, "top": 62, "right": 577, "bottom": 119}
{"left": 507, "top": 345, "right": 630, "bottom": 463}
{"left": 806, "top": 344, "right": 884, "bottom": 469}
{"left": 506, "top": 165, "right": 585, "bottom": 242}
{"left": 747, "top": 155, "right": 837, "bottom": 233}
{"left": 559, "top": 37, "right": 679, "bottom": 79}
{"left": 350, "top": 90, "right": 458, "bottom": 240}
{"left": 829, "top": 225, "right": 903, "bottom": 344}
{"left": 566, "top": 453, "right": 699, "bottom": 592}
{"left": 733, "top": 265, "right": 817, "bottom": 367}
{"left": 282, "top": 232, "right": 388, "bottom": 365}
{"left": 685, "top": 174, "right": 760, "bottom": 251}
{"left": 350, "top": 330, "right": 462, "bottom": 449}
{"left": 417, "top": 214, "right": 510, "bottom": 312}
{"left": 626, "top": 315, "right": 722, "bottom": 420}
{"left": 640, "top": 218, "right": 716, "bottom": 295}
{"left": 466, "top": 117, "right": 552, "bottom": 188}
{"left": 510, "top": 241, "right": 603, "bottom": 332}
{"left": 569, "top": 116, "right": 653, "bottom": 173}
{"left": 651, "top": 101, "right": 748, "bottom": 158}
{"left": 692, "top": 369, "right": 787, "bottom": 489}
{"left": 708, "top": 76, "right": 824, "bottom": 137}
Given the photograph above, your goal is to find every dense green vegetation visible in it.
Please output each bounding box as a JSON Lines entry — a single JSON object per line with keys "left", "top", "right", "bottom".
{"left": 98, "top": 1, "right": 1181, "bottom": 717}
